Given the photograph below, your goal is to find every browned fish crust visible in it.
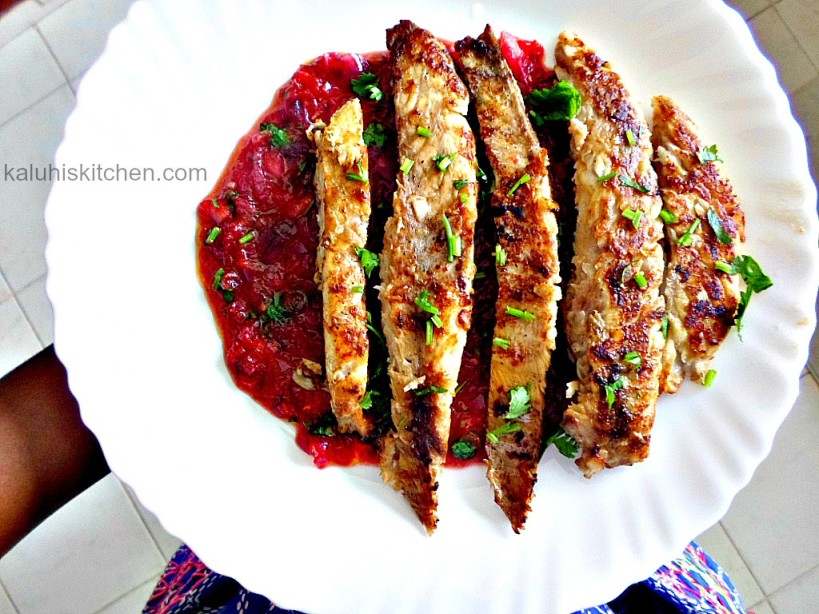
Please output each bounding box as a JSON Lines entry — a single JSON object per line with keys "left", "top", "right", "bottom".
{"left": 310, "top": 99, "right": 372, "bottom": 436}
{"left": 652, "top": 95, "right": 744, "bottom": 391}
{"left": 455, "top": 26, "right": 561, "bottom": 531}
{"left": 380, "top": 20, "right": 479, "bottom": 533}
{"left": 555, "top": 32, "right": 665, "bottom": 477}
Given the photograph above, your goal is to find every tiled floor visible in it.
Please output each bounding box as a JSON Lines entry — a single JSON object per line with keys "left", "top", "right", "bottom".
{"left": 0, "top": 0, "right": 816, "bottom": 612}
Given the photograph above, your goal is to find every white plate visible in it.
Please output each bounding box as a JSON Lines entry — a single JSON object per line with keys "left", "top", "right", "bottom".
{"left": 45, "top": 1, "right": 818, "bottom": 612}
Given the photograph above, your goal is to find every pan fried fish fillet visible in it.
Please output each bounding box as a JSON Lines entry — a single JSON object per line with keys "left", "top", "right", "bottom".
{"left": 555, "top": 32, "right": 665, "bottom": 477}
{"left": 379, "top": 20, "right": 479, "bottom": 533}
{"left": 310, "top": 98, "right": 372, "bottom": 436}
{"left": 455, "top": 26, "right": 560, "bottom": 532}
{"left": 652, "top": 95, "right": 744, "bottom": 392}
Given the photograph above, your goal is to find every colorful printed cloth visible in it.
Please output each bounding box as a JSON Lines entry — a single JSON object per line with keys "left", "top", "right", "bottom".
{"left": 144, "top": 542, "right": 748, "bottom": 614}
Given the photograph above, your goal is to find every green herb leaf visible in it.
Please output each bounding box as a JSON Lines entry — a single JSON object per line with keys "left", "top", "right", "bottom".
{"left": 526, "top": 81, "right": 582, "bottom": 124}
{"left": 625, "top": 129, "right": 637, "bottom": 146}
{"left": 356, "top": 247, "right": 380, "bottom": 277}
{"left": 347, "top": 161, "right": 368, "bottom": 183}
{"left": 239, "top": 231, "right": 255, "bottom": 244}
{"left": 662, "top": 316, "right": 669, "bottom": 340}
{"left": 507, "top": 173, "right": 531, "bottom": 196}
{"left": 507, "top": 385, "right": 532, "bottom": 419}
{"left": 212, "top": 268, "right": 235, "bottom": 303}
{"left": 697, "top": 144, "right": 723, "bottom": 164}
{"left": 545, "top": 426, "right": 580, "bottom": 458}
{"left": 677, "top": 218, "right": 702, "bottom": 247}
{"left": 363, "top": 122, "right": 387, "bottom": 147}
{"left": 633, "top": 272, "right": 648, "bottom": 289}
{"left": 433, "top": 153, "right": 457, "bottom": 173}
{"left": 416, "top": 126, "right": 432, "bottom": 138}
{"left": 707, "top": 209, "right": 733, "bottom": 245}
{"left": 205, "top": 227, "right": 221, "bottom": 244}
{"left": 415, "top": 290, "right": 440, "bottom": 316}
{"left": 622, "top": 208, "right": 643, "bottom": 229}
{"left": 453, "top": 179, "right": 469, "bottom": 190}
{"left": 715, "top": 261, "right": 734, "bottom": 274}
{"left": 442, "top": 214, "right": 462, "bottom": 262}
{"left": 266, "top": 292, "right": 290, "bottom": 323}
{"left": 619, "top": 174, "right": 651, "bottom": 193}
{"left": 425, "top": 319, "right": 434, "bottom": 346}
{"left": 365, "top": 311, "right": 386, "bottom": 346}
{"left": 351, "top": 73, "right": 383, "bottom": 101}
{"left": 306, "top": 412, "right": 336, "bottom": 436}
{"left": 415, "top": 385, "right": 449, "bottom": 397}
{"left": 400, "top": 158, "right": 414, "bottom": 174}
{"left": 351, "top": 285, "right": 365, "bottom": 293}
{"left": 495, "top": 244, "right": 507, "bottom": 267}
{"left": 493, "top": 337, "right": 511, "bottom": 350}
{"left": 603, "top": 377, "right": 625, "bottom": 409}
{"left": 360, "top": 389, "right": 380, "bottom": 410}
{"left": 733, "top": 255, "right": 773, "bottom": 293}
{"left": 260, "top": 122, "right": 289, "bottom": 148}
{"left": 624, "top": 351, "right": 642, "bottom": 368}
{"left": 486, "top": 421, "right": 523, "bottom": 444}
{"left": 597, "top": 171, "right": 617, "bottom": 183}
{"left": 506, "top": 305, "right": 536, "bottom": 320}
{"left": 659, "top": 209, "right": 678, "bottom": 224}
{"left": 703, "top": 369, "right": 717, "bottom": 388}
{"left": 451, "top": 439, "right": 477, "bottom": 460}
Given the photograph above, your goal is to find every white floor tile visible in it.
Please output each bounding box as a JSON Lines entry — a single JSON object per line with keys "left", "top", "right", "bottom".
{"left": 749, "top": 7, "right": 818, "bottom": 92}
{"left": 0, "top": 474, "right": 167, "bottom": 614}
{"left": 695, "top": 522, "right": 764, "bottom": 607}
{"left": 722, "top": 375, "right": 819, "bottom": 594}
{"left": 0, "top": 27, "right": 65, "bottom": 126}
{"left": 727, "top": 0, "right": 772, "bottom": 19}
{"left": 0, "top": 584, "right": 16, "bottom": 614}
{"left": 15, "top": 275, "right": 53, "bottom": 346}
{"left": 770, "top": 564, "right": 819, "bottom": 613}
{"left": 121, "top": 484, "right": 181, "bottom": 562}
{"left": 0, "top": 84, "right": 74, "bottom": 292}
{"left": 95, "top": 575, "right": 157, "bottom": 614}
{"left": 776, "top": 0, "right": 819, "bottom": 68}
{"left": 0, "top": 297, "right": 42, "bottom": 379}
{"left": 749, "top": 600, "right": 775, "bottom": 614}
{"left": 37, "top": 0, "right": 135, "bottom": 81}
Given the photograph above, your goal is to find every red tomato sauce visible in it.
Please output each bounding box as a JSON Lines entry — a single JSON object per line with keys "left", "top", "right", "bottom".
{"left": 196, "top": 33, "right": 567, "bottom": 469}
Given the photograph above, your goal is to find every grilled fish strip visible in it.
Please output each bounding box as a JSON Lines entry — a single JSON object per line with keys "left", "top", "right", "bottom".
{"left": 455, "top": 26, "right": 561, "bottom": 532}
{"left": 310, "top": 99, "right": 372, "bottom": 436}
{"left": 379, "top": 20, "right": 479, "bottom": 533}
{"left": 652, "top": 95, "right": 744, "bottom": 391}
{"left": 555, "top": 32, "right": 665, "bottom": 477}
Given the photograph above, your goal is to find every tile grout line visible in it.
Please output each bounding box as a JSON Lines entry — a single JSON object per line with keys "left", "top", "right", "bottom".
{"left": 0, "top": 79, "right": 67, "bottom": 131}
{"left": 116, "top": 478, "right": 169, "bottom": 564}
{"left": 0, "top": 577, "right": 20, "bottom": 614}
{"left": 15, "top": 274, "right": 49, "bottom": 347}
{"left": 33, "top": 23, "right": 73, "bottom": 89}
{"left": 718, "top": 520, "right": 770, "bottom": 601}
{"left": 764, "top": 560, "right": 819, "bottom": 605}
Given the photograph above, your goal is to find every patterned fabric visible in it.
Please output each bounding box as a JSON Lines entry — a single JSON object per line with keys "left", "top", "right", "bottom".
{"left": 144, "top": 542, "right": 748, "bottom": 614}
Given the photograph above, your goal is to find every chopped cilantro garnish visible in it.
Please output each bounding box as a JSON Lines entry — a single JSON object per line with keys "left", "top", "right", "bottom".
{"left": 451, "top": 439, "right": 477, "bottom": 460}
{"left": 526, "top": 81, "right": 582, "bottom": 125}
{"left": 486, "top": 421, "right": 523, "bottom": 444}
{"left": 706, "top": 209, "right": 733, "bottom": 245}
{"left": 662, "top": 316, "right": 669, "bottom": 340}
{"left": 625, "top": 128, "right": 637, "bottom": 146}
{"left": 545, "top": 427, "right": 580, "bottom": 458}
{"left": 351, "top": 73, "right": 383, "bottom": 101}
{"left": 732, "top": 255, "right": 773, "bottom": 337}
{"left": 365, "top": 311, "right": 386, "bottom": 346}
{"left": 356, "top": 247, "right": 379, "bottom": 277}
{"left": 351, "top": 285, "right": 365, "bottom": 293}
{"left": 715, "top": 261, "right": 734, "bottom": 274}
{"left": 603, "top": 377, "right": 625, "bottom": 409}
{"left": 415, "top": 385, "right": 449, "bottom": 396}
{"left": 363, "top": 122, "right": 387, "bottom": 147}
{"left": 260, "top": 122, "right": 289, "bottom": 148}
{"left": 212, "top": 268, "right": 234, "bottom": 303}
{"left": 360, "top": 389, "right": 380, "bottom": 410}
{"left": 266, "top": 292, "right": 290, "bottom": 323}
{"left": 347, "top": 161, "right": 368, "bottom": 183}
{"left": 506, "top": 386, "right": 532, "bottom": 419}
{"left": 703, "top": 369, "right": 718, "bottom": 388}
{"left": 453, "top": 179, "right": 469, "bottom": 190}
{"left": 697, "top": 144, "right": 723, "bottom": 164}
{"left": 507, "top": 173, "right": 531, "bottom": 196}
{"left": 624, "top": 351, "right": 642, "bottom": 368}
{"left": 620, "top": 175, "right": 651, "bottom": 193}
